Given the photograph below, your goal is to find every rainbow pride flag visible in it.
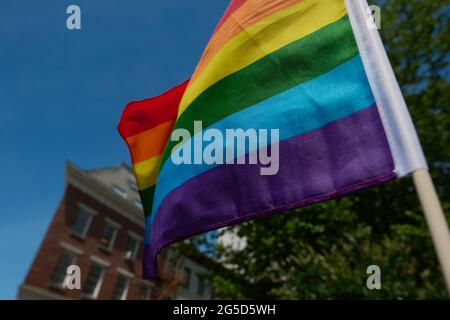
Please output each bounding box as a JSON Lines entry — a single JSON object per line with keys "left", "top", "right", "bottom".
{"left": 118, "top": 0, "right": 426, "bottom": 279}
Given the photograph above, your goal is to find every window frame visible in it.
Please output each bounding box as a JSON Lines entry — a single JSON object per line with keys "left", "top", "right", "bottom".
{"left": 48, "top": 249, "right": 77, "bottom": 289}
{"left": 133, "top": 200, "right": 143, "bottom": 210}
{"left": 129, "top": 180, "right": 138, "bottom": 192}
{"left": 81, "top": 262, "right": 105, "bottom": 299}
{"left": 112, "top": 268, "right": 134, "bottom": 300}
{"left": 71, "top": 203, "right": 97, "bottom": 239}
{"left": 183, "top": 267, "right": 192, "bottom": 289}
{"left": 124, "top": 231, "right": 143, "bottom": 260}
{"left": 112, "top": 185, "right": 128, "bottom": 199}
{"left": 111, "top": 274, "right": 130, "bottom": 300}
{"left": 197, "top": 276, "right": 207, "bottom": 296}
{"left": 99, "top": 218, "right": 122, "bottom": 252}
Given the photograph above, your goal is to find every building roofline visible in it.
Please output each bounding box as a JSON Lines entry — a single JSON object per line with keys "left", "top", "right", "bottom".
{"left": 65, "top": 161, "right": 144, "bottom": 227}
{"left": 84, "top": 160, "right": 133, "bottom": 175}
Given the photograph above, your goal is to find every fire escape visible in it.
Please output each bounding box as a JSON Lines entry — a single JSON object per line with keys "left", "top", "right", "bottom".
{"left": 157, "top": 253, "right": 187, "bottom": 300}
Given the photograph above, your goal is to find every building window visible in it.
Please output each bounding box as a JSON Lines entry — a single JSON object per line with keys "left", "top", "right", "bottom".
{"left": 139, "top": 285, "right": 152, "bottom": 300}
{"left": 112, "top": 275, "right": 129, "bottom": 300}
{"left": 129, "top": 180, "right": 138, "bottom": 192}
{"left": 48, "top": 250, "right": 76, "bottom": 288}
{"left": 82, "top": 263, "right": 104, "bottom": 299}
{"left": 183, "top": 267, "right": 192, "bottom": 289}
{"left": 197, "top": 277, "right": 206, "bottom": 296}
{"left": 99, "top": 221, "right": 119, "bottom": 251}
{"left": 71, "top": 207, "right": 94, "bottom": 238}
{"left": 113, "top": 185, "right": 127, "bottom": 199}
{"left": 124, "top": 235, "right": 140, "bottom": 260}
{"left": 134, "top": 200, "right": 143, "bottom": 210}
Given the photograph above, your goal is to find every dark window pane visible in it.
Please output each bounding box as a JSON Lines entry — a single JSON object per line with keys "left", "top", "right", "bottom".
{"left": 112, "top": 275, "right": 128, "bottom": 300}
{"left": 125, "top": 236, "right": 138, "bottom": 259}
{"left": 82, "top": 264, "right": 103, "bottom": 297}
{"left": 184, "top": 267, "right": 191, "bottom": 289}
{"left": 49, "top": 251, "right": 74, "bottom": 287}
{"left": 72, "top": 210, "right": 91, "bottom": 237}
{"left": 101, "top": 224, "right": 116, "bottom": 249}
{"left": 198, "top": 277, "right": 206, "bottom": 296}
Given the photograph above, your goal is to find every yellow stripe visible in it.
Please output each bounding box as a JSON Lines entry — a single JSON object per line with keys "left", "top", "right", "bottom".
{"left": 189, "top": 0, "right": 306, "bottom": 86}
{"left": 178, "top": 0, "right": 347, "bottom": 117}
{"left": 133, "top": 155, "right": 161, "bottom": 190}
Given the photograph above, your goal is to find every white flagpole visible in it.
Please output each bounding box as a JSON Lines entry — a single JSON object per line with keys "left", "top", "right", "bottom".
{"left": 412, "top": 169, "right": 450, "bottom": 293}
{"left": 345, "top": 0, "right": 450, "bottom": 295}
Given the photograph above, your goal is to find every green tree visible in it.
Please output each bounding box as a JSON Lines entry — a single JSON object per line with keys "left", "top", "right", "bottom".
{"left": 205, "top": 1, "right": 450, "bottom": 299}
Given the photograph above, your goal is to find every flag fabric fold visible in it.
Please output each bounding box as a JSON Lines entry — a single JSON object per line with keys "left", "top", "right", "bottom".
{"left": 118, "top": 0, "right": 426, "bottom": 279}
{"left": 118, "top": 80, "right": 189, "bottom": 216}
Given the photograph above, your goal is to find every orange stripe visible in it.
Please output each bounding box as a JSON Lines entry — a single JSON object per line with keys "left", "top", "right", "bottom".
{"left": 126, "top": 120, "right": 175, "bottom": 164}
{"left": 190, "top": 0, "right": 304, "bottom": 85}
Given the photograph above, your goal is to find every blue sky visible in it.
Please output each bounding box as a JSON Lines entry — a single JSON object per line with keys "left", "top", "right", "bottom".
{"left": 0, "top": 0, "right": 229, "bottom": 299}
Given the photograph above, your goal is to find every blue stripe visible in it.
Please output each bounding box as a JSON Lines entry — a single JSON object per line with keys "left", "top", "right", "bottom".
{"left": 146, "top": 54, "right": 374, "bottom": 243}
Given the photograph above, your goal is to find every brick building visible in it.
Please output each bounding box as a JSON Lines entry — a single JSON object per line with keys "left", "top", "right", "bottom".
{"left": 17, "top": 162, "right": 213, "bottom": 300}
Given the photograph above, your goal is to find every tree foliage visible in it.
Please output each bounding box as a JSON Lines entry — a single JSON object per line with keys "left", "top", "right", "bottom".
{"left": 203, "top": 1, "right": 450, "bottom": 299}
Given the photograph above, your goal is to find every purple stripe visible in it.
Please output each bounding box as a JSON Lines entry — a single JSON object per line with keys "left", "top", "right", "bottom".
{"left": 143, "top": 105, "right": 395, "bottom": 279}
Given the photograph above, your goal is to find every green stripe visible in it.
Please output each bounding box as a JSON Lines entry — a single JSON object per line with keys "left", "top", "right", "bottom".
{"left": 140, "top": 185, "right": 155, "bottom": 217}
{"left": 160, "top": 15, "right": 359, "bottom": 167}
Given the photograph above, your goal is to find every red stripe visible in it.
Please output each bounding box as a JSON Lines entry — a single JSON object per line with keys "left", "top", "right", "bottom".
{"left": 118, "top": 80, "right": 189, "bottom": 139}
{"left": 213, "top": 0, "right": 247, "bottom": 33}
